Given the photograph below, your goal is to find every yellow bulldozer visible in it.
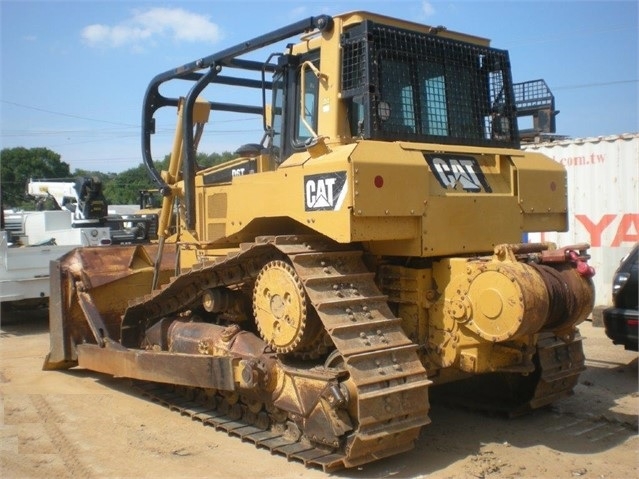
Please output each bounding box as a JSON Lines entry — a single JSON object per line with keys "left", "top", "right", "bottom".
{"left": 44, "top": 11, "right": 595, "bottom": 470}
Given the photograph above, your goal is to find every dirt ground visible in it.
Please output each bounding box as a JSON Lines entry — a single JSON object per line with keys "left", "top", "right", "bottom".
{"left": 1, "top": 308, "right": 637, "bottom": 479}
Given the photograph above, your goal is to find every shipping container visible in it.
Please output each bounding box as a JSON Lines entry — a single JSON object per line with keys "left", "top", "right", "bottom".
{"left": 523, "top": 133, "right": 639, "bottom": 307}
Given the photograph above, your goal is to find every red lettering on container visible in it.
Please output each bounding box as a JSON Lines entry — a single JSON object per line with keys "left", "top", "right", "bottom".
{"left": 557, "top": 153, "right": 606, "bottom": 167}
{"left": 575, "top": 214, "right": 616, "bottom": 247}
{"left": 612, "top": 214, "right": 639, "bottom": 246}
{"left": 575, "top": 213, "right": 639, "bottom": 247}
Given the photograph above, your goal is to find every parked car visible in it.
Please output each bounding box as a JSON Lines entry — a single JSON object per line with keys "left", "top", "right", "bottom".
{"left": 603, "top": 243, "right": 638, "bottom": 351}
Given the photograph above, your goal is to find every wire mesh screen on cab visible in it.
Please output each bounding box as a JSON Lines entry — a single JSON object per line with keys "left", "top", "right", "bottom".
{"left": 341, "top": 21, "right": 519, "bottom": 148}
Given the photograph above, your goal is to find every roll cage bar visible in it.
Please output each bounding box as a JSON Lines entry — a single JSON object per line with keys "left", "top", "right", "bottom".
{"left": 141, "top": 15, "right": 333, "bottom": 230}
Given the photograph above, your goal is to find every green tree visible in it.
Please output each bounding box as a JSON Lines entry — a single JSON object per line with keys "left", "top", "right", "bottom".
{"left": 73, "top": 169, "right": 116, "bottom": 185}
{"left": 1, "top": 147, "right": 71, "bottom": 209}
{"left": 200, "top": 151, "right": 235, "bottom": 168}
{"left": 0, "top": 146, "right": 240, "bottom": 211}
{"left": 103, "top": 164, "right": 156, "bottom": 205}
{"left": 98, "top": 150, "right": 236, "bottom": 205}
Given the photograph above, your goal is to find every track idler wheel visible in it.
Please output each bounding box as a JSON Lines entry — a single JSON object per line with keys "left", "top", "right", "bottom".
{"left": 253, "top": 260, "right": 321, "bottom": 354}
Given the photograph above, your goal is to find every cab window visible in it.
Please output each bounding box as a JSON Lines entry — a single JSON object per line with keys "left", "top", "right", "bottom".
{"left": 295, "top": 59, "right": 320, "bottom": 143}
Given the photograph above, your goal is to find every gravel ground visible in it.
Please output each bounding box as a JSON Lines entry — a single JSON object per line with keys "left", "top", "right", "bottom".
{"left": 1, "top": 308, "right": 637, "bottom": 479}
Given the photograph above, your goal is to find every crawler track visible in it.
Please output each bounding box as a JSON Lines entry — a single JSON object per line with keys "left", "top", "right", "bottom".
{"left": 524, "top": 332, "right": 586, "bottom": 413}
{"left": 134, "top": 381, "right": 348, "bottom": 471}
{"left": 123, "top": 235, "right": 431, "bottom": 470}
{"left": 431, "top": 332, "right": 586, "bottom": 417}
{"left": 107, "top": 235, "right": 585, "bottom": 468}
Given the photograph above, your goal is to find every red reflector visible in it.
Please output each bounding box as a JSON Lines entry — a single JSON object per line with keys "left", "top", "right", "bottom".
{"left": 374, "top": 175, "right": 384, "bottom": 188}
{"left": 100, "top": 239, "right": 112, "bottom": 245}
{"left": 628, "top": 319, "right": 639, "bottom": 326}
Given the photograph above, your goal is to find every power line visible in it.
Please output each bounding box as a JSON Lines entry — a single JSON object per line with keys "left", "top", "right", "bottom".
{"left": 1, "top": 99, "right": 263, "bottom": 126}
{"left": 552, "top": 79, "right": 638, "bottom": 91}
{"left": 1, "top": 100, "right": 138, "bottom": 127}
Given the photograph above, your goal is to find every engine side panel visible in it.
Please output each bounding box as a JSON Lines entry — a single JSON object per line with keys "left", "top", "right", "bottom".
{"left": 191, "top": 140, "right": 568, "bottom": 260}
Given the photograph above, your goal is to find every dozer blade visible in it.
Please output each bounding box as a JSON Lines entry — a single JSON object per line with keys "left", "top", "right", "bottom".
{"left": 43, "top": 244, "right": 177, "bottom": 370}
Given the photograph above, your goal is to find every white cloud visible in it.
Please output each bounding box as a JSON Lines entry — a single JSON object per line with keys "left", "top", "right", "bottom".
{"left": 288, "top": 6, "right": 308, "bottom": 20}
{"left": 81, "top": 8, "right": 222, "bottom": 49}
{"left": 422, "top": 1, "right": 436, "bottom": 17}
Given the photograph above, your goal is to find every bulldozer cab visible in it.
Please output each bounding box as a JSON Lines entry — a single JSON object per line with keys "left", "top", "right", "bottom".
{"left": 270, "top": 14, "right": 520, "bottom": 159}
{"left": 142, "top": 12, "right": 520, "bottom": 238}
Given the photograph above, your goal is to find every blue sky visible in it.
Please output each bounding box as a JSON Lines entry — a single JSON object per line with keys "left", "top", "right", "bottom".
{"left": 1, "top": 0, "right": 637, "bottom": 173}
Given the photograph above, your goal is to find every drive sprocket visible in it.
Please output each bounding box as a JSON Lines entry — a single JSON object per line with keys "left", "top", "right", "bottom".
{"left": 253, "top": 259, "right": 320, "bottom": 354}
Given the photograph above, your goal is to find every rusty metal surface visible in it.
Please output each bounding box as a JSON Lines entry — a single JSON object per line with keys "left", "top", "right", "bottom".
{"left": 62, "top": 244, "right": 173, "bottom": 289}
{"left": 77, "top": 343, "right": 236, "bottom": 390}
{"left": 133, "top": 381, "right": 348, "bottom": 472}
{"left": 526, "top": 332, "right": 586, "bottom": 410}
{"left": 532, "top": 262, "right": 595, "bottom": 333}
{"left": 430, "top": 333, "right": 586, "bottom": 417}
{"left": 128, "top": 332, "right": 586, "bottom": 470}
{"left": 77, "top": 291, "right": 110, "bottom": 347}
{"left": 43, "top": 243, "right": 177, "bottom": 370}
{"left": 44, "top": 258, "right": 75, "bottom": 370}
{"left": 287, "top": 248, "right": 431, "bottom": 466}
{"left": 45, "top": 234, "right": 590, "bottom": 469}
{"left": 91, "top": 236, "right": 431, "bottom": 469}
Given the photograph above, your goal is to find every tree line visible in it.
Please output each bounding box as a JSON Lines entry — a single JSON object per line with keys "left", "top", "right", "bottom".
{"left": 1, "top": 147, "right": 235, "bottom": 210}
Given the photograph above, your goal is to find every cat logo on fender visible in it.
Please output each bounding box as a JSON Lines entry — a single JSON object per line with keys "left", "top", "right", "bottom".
{"left": 424, "top": 153, "right": 492, "bottom": 193}
{"left": 304, "top": 172, "right": 347, "bottom": 211}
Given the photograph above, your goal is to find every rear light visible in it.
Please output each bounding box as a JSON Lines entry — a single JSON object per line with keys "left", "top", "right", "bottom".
{"left": 100, "top": 239, "right": 112, "bottom": 245}
{"left": 628, "top": 319, "right": 639, "bottom": 327}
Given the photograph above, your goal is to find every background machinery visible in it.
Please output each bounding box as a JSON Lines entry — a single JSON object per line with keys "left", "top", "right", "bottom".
{"left": 44, "top": 12, "right": 595, "bottom": 470}
{"left": 27, "top": 177, "right": 159, "bottom": 244}
{"left": 1, "top": 179, "right": 113, "bottom": 308}
{"left": 27, "top": 177, "right": 108, "bottom": 226}
{"left": 1, "top": 178, "right": 158, "bottom": 308}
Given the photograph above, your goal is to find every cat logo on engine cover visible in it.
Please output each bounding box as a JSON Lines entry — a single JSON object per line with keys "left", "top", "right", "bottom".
{"left": 424, "top": 153, "right": 492, "bottom": 193}
{"left": 304, "top": 172, "right": 347, "bottom": 211}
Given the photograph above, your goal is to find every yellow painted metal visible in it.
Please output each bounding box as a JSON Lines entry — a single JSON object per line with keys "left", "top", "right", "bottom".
{"left": 317, "top": 15, "right": 350, "bottom": 145}
{"left": 164, "top": 13, "right": 571, "bottom": 261}
{"left": 334, "top": 11, "right": 491, "bottom": 46}
{"left": 289, "top": 12, "right": 491, "bottom": 153}
{"left": 253, "top": 260, "right": 308, "bottom": 353}
{"left": 143, "top": 11, "right": 583, "bottom": 386}
{"left": 511, "top": 152, "right": 568, "bottom": 232}
{"left": 378, "top": 246, "right": 587, "bottom": 377}
{"left": 435, "top": 256, "right": 547, "bottom": 373}
{"left": 158, "top": 97, "right": 211, "bottom": 239}
{"left": 199, "top": 144, "right": 356, "bottom": 245}
{"left": 174, "top": 229, "right": 199, "bottom": 271}
{"left": 453, "top": 261, "right": 549, "bottom": 342}
{"left": 377, "top": 264, "right": 434, "bottom": 346}
{"left": 350, "top": 142, "right": 427, "bottom": 218}
{"left": 187, "top": 139, "right": 570, "bottom": 259}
